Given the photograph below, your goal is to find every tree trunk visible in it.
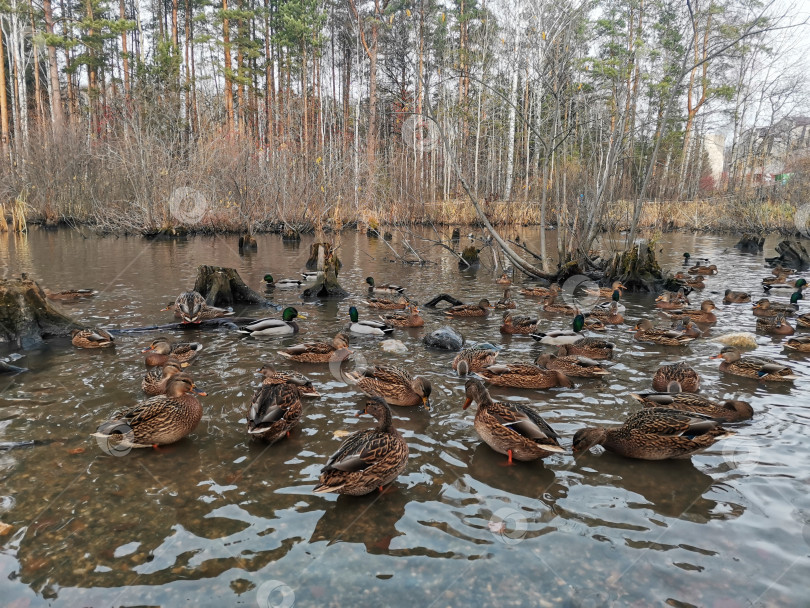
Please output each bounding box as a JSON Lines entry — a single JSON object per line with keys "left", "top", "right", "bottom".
{"left": 503, "top": 67, "right": 518, "bottom": 201}
{"left": 0, "top": 25, "right": 10, "bottom": 151}
{"left": 0, "top": 276, "right": 85, "bottom": 346}
{"left": 302, "top": 243, "right": 347, "bottom": 298}
{"left": 222, "top": 0, "right": 234, "bottom": 133}
{"left": 193, "top": 265, "right": 276, "bottom": 307}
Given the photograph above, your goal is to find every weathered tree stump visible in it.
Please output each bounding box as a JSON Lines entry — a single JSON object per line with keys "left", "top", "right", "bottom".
{"left": 238, "top": 234, "right": 257, "bottom": 252}
{"left": 306, "top": 242, "right": 342, "bottom": 271}
{"left": 735, "top": 234, "right": 764, "bottom": 252}
{"left": 604, "top": 241, "right": 663, "bottom": 292}
{"left": 302, "top": 243, "right": 348, "bottom": 298}
{"left": 0, "top": 275, "right": 85, "bottom": 346}
{"left": 460, "top": 246, "right": 480, "bottom": 269}
{"left": 765, "top": 240, "right": 810, "bottom": 270}
{"left": 281, "top": 229, "right": 301, "bottom": 243}
{"left": 193, "top": 265, "right": 277, "bottom": 308}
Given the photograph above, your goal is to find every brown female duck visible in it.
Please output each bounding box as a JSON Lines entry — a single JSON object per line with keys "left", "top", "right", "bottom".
{"left": 166, "top": 290, "right": 234, "bottom": 323}
{"left": 557, "top": 337, "right": 615, "bottom": 360}
{"left": 256, "top": 364, "right": 320, "bottom": 397}
{"left": 495, "top": 272, "right": 512, "bottom": 286}
{"left": 520, "top": 284, "right": 561, "bottom": 298}
{"left": 462, "top": 379, "right": 564, "bottom": 464}
{"left": 346, "top": 365, "right": 432, "bottom": 407}
{"left": 585, "top": 281, "right": 625, "bottom": 299}
{"left": 534, "top": 354, "right": 610, "bottom": 378}
{"left": 363, "top": 295, "right": 409, "bottom": 310}
{"left": 785, "top": 337, "right": 810, "bottom": 352}
{"left": 71, "top": 328, "right": 115, "bottom": 349}
{"left": 247, "top": 383, "right": 304, "bottom": 443}
{"left": 279, "top": 333, "right": 351, "bottom": 363}
{"left": 588, "top": 301, "right": 624, "bottom": 324}
{"left": 688, "top": 264, "right": 718, "bottom": 275}
{"left": 143, "top": 338, "right": 203, "bottom": 367}
{"left": 665, "top": 300, "right": 717, "bottom": 324}
{"left": 445, "top": 298, "right": 493, "bottom": 318}
{"left": 475, "top": 363, "right": 572, "bottom": 389}
{"left": 540, "top": 296, "right": 578, "bottom": 316}
{"left": 500, "top": 312, "right": 538, "bottom": 335}
{"left": 652, "top": 362, "right": 700, "bottom": 392}
{"left": 381, "top": 305, "right": 425, "bottom": 328}
{"left": 631, "top": 320, "right": 695, "bottom": 346}
{"left": 314, "top": 397, "right": 409, "bottom": 495}
{"left": 572, "top": 408, "right": 733, "bottom": 460}
{"left": 756, "top": 315, "right": 795, "bottom": 336}
{"left": 752, "top": 293, "right": 801, "bottom": 317}
{"left": 710, "top": 346, "right": 798, "bottom": 381}
{"left": 631, "top": 387, "right": 753, "bottom": 422}
{"left": 142, "top": 359, "right": 185, "bottom": 396}
{"left": 494, "top": 289, "right": 517, "bottom": 310}
{"left": 452, "top": 345, "right": 499, "bottom": 373}
{"left": 723, "top": 289, "right": 751, "bottom": 304}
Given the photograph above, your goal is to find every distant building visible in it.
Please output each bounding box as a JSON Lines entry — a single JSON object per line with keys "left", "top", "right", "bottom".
{"left": 703, "top": 133, "right": 725, "bottom": 188}
{"left": 738, "top": 115, "right": 810, "bottom": 182}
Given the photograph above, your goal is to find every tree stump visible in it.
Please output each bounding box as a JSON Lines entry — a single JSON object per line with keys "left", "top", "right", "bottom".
{"left": 193, "top": 265, "right": 277, "bottom": 308}
{"left": 306, "top": 242, "right": 342, "bottom": 271}
{"left": 604, "top": 241, "right": 663, "bottom": 292}
{"left": 238, "top": 234, "right": 257, "bottom": 252}
{"left": 765, "top": 240, "right": 810, "bottom": 270}
{"left": 0, "top": 276, "right": 85, "bottom": 346}
{"left": 302, "top": 243, "right": 348, "bottom": 298}
{"left": 735, "top": 234, "right": 764, "bottom": 253}
{"left": 460, "top": 246, "right": 480, "bottom": 269}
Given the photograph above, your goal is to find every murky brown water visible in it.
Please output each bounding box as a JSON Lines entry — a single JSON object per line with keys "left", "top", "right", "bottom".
{"left": 0, "top": 228, "right": 808, "bottom": 607}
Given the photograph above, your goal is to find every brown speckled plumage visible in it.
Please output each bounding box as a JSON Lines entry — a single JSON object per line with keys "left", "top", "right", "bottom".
{"left": 475, "top": 363, "right": 572, "bottom": 389}
{"left": 247, "top": 383, "right": 304, "bottom": 443}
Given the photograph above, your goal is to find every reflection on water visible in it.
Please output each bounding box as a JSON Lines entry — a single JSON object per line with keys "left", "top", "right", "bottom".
{"left": 0, "top": 229, "right": 808, "bottom": 606}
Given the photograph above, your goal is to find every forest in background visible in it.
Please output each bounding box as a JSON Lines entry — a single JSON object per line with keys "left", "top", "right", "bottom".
{"left": 0, "top": 0, "right": 809, "bottom": 260}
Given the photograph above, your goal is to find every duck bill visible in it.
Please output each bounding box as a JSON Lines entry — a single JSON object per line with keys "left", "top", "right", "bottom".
{"left": 709, "top": 354, "right": 722, "bottom": 359}
{"left": 462, "top": 397, "right": 472, "bottom": 410}
{"left": 192, "top": 389, "right": 208, "bottom": 396}
{"left": 297, "top": 312, "right": 308, "bottom": 319}
{"left": 141, "top": 346, "right": 155, "bottom": 353}
{"left": 422, "top": 397, "right": 431, "bottom": 411}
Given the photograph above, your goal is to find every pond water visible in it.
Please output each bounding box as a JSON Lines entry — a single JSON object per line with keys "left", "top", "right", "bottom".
{"left": 0, "top": 228, "right": 808, "bottom": 607}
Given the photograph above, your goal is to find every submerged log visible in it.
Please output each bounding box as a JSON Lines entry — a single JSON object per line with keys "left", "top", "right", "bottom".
{"left": 193, "top": 265, "right": 278, "bottom": 308}
{"left": 604, "top": 241, "right": 663, "bottom": 292}
{"left": 424, "top": 294, "right": 465, "bottom": 308}
{"left": 735, "top": 234, "right": 764, "bottom": 252}
{"left": 0, "top": 275, "right": 85, "bottom": 346}
{"left": 765, "top": 240, "right": 810, "bottom": 270}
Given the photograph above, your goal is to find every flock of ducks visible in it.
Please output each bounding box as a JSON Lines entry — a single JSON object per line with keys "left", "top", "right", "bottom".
{"left": 69, "top": 253, "right": 806, "bottom": 496}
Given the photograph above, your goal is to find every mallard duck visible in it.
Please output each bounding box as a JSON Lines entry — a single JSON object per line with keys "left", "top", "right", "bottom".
{"left": 540, "top": 295, "right": 578, "bottom": 315}
{"left": 142, "top": 338, "right": 202, "bottom": 367}
{"left": 71, "top": 328, "right": 114, "bottom": 349}
{"left": 520, "top": 284, "right": 561, "bottom": 298}
{"left": 688, "top": 264, "right": 718, "bottom": 275}
{"left": 682, "top": 253, "right": 711, "bottom": 266}
{"left": 752, "top": 293, "right": 801, "bottom": 317}
{"left": 631, "top": 319, "right": 695, "bottom": 346}
{"left": 495, "top": 272, "right": 512, "bottom": 286}
{"left": 279, "top": 333, "right": 352, "bottom": 363}
{"left": 796, "top": 313, "right": 810, "bottom": 328}
{"left": 347, "top": 306, "right": 394, "bottom": 335}
{"left": 674, "top": 273, "right": 706, "bottom": 289}
{"left": 314, "top": 397, "right": 409, "bottom": 495}
{"left": 494, "top": 288, "right": 516, "bottom": 310}
{"left": 346, "top": 365, "right": 431, "bottom": 407}
{"left": 462, "top": 379, "right": 564, "bottom": 464}
{"left": 771, "top": 265, "right": 795, "bottom": 277}
{"left": 557, "top": 337, "right": 615, "bottom": 360}
{"left": 673, "top": 319, "right": 703, "bottom": 338}
{"left": 263, "top": 274, "right": 305, "bottom": 288}
{"left": 452, "top": 345, "right": 499, "bottom": 373}
{"left": 756, "top": 314, "right": 795, "bottom": 336}
{"left": 785, "top": 337, "right": 810, "bottom": 352}
{"left": 93, "top": 374, "right": 205, "bottom": 448}
{"left": 363, "top": 295, "right": 409, "bottom": 310}
{"left": 500, "top": 311, "right": 538, "bottom": 335}
{"left": 631, "top": 389, "right": 754, "bottom": 423}
{"left": 723, "top": 289, "right": 751, "bottom": 304}
{"left": 652, "top": 362, "right": 700, "bottom": 392}
{"left": 475, "top": 363, "right": 572, "bottom": 389}
{"left": 763, "top": 277, "right": 807, "bottom": 293}
{"left": 45, "top": 288, "right": 98, "bottom": 301}
{"left": 656, "top": 290, "right": 689, "bottom": 310}
{"left": 572, "top": 407, "right": 733, "bottom": 460}
{"left": 366, "top": 277, "right": 405, "bottom": 295}
{"left": 142, "top": 359, "right": 185, "bottom": 396}
{"left": 256, "top": 364, "right": 320, "bottom": 397}
{"left": 664, "top": 300, "right": 717, "bottom": 324}
{"left": 238, "top": 307, "right": 306, "bottom": 336}
{"left": 583, "top": 316, "right": 606, "bottom": 331}
{"left": 166, "top": 291, "right": 234, "bottom": 323}
{"left": 534, "top": 354, "right": 610, "bottom": 378}
{"left": 301, "top": 271, "right": 320, "bottom": 281}
{"left": 710, "top": 346, "right": 798, "bottom": 381}
{"left": 531, "top": 313, "right": 586, "bottom": 345}
{"left": 445, "top": 298, "right": 493, "bottom": 317}
{"left": 585, "top": 281, "right": 625, "bottom": 298}
{"left": 246, "top": 383, "right": 304, "bottom": 442}
{"left": 588, "top": 301, "right": 624, "bottom": 324}
{"left": 381, "top": 305, "right": 424, "bottom": 328}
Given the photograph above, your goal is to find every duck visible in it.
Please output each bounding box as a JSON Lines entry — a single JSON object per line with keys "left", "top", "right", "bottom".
{"left": 494, "top": 288, "right": 517, "bottom": 310}
{"left": 246, "top": 383, "right": 304, "bottom": 442}
{"left": 452, "top": 344, "right": 500, "bottom": 373}
{"left": 500, "top": 312, "right": 538, "bottom": 335}
{"left": 363, "top": 295, "right": 409, "bottom": 310}
{"left": 583, "top": 316, "right": 607, "bottom": 332}
{"left": 540, "top": 295, "right": 578, "bottom": 316}
{"left": 674, "top": 319, "right": 703, "bottom": 338}
{"left": 256, "top": 364, "right": 320, "bottom": 397}
{"left": 301, "top": 271, "right": 320, "bottom": 281}
{"left": 444, "top": 298, "right": 493, "bottom": 317}
{"left": 588, "top": 301, "right": 624, "bottom": 324}
{"left": 314, "top": 397, "right": 409, "bottom": 495}
{"left": 752, "top": 293, "right": 801, "bottom": 317}
{"left": 534, "top": 353, "right": 610, "bottom": 378}
{"left": 756, "top": 314, "right": 795, "bottom": 336}
{"left": 462, "top": 379, "right": 564, "bottom": 464}
{"left": 572, "top": 407, "right": 734, "bottom": 460}
{"left": 141, "top": 359, "right": 185, "bottom": 396}
{"left": 771, "top": 265, "right": 795, "bottom": 277}
{"left": 785, "top": 337, "right": 810, "bottom": 352}
{"left": 475, "top": 363, "right": 572, "bottom": 389}
{"left": 798, "top": 313, "right": 810, "bottom": 328}
{"left": 531, "top": 313, "right": 585, "bottom": 345}
{"left": 263, "top": 274, "right": 305, "bottom": 288}
{"left": 652, "top": 362, "right": 700, "bottom": 392}
{"left": 166, "top": 291, "right": 234, "bottom": 323}
{"left": 656, "top": 290, "right": 689, "bottom": 310}
{"left": 631, "top": 387, "right": 754, "bottom": 422}
{"left": 723, "top": 289, "right": 751, "bottom": 304}
{"left": 674, "top": 273, "right": 706, "bottom": 289}
{"left": 631, "top": 319, "right": 695, "bottom": 346}
{"left": 710, "top": 346, "right": 798, "bottom": 381}
{"left": 586, "top": 281, "right": 625, "bottom": 299}
{"left": 347, "top": 306, "right": 394, "bottom": 335}
{"left": 495, "top": 272, "right": 512, "bottom": 286}
{"left": 142, "top": 338, "right": 203, "bottom": 367}
{"left": 688, "top": 264, "right": 718, "bottom": 275}
{"left": 762, "top": 276, "right": 804, "bottom": 290}
{"left": 45, "top": 288, "right": 98, "bottom": 301}
{"left": 556, "top": 337, "right": 615, "bottom": 360}
{"left": 279, "top": 333, "right": 352, "bottom": 363}
{"left": 93, "top": 375, "right": 205, "bottom": 448}
{"left": 381, "top": 305, "right": 424, "bottom": 328}
{"left": 664, "top": 299, "right": 717, "bottom": 324}
{"left": 520, "top": 284, "right": 561, "bottom": 298}
{"left": 345, "top": 365, "right": 432, "bottom": 407}
{"left": 366, "top": 277, "right": 406, "bottom": 295}
{"left": 682, "top": 253, "right": 710, "bottom": 266}
{"left": 71, "top": 328, "right": 115, "bottom": 349}
{"left": 238, "top": 307, "right": 306, "bottom": 336}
